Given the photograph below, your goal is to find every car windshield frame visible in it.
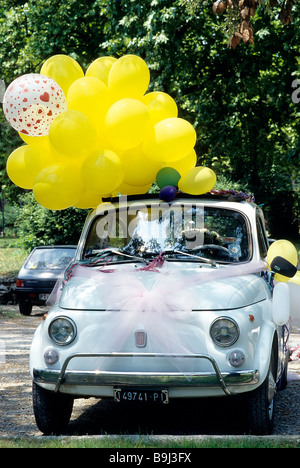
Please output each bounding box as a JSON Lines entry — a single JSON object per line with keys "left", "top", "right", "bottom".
{"left": 82, "top": 201, "right": 252, "bottom": 265}
{"left": 24, "top": 247, "right": 76, "bottom": 271}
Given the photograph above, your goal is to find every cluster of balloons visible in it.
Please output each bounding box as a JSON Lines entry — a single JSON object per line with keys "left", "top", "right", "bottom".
{"left": 3, "top": 54, "right": 216, "bottom": 210}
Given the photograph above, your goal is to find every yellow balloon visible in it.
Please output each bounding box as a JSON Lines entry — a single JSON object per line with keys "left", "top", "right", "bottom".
{"left": 6, "top": 144, "right": 56, "bottom": 189}
{"left": 33, "top": 163, "right": 83, "bottom": 210}
{"left": 18, "top": 133, "right": 50, "bottom": 148}
{"left": 117, "top": 181, "right": 152, "bottom": 196}
{"left": 289, "top": 271, "right": 300, "bottom": 286}
{"left": 49, "top": 110, "right": 98, "bottom": 158}
{"left": 73, "top": 189, "right": 103, "bottom": 209}
{"left": 168, "top": 149, "right": 197, "bottom": 176}
{"left": 108, "top": 54, "right": 150, "bottom": 100}
{"left": 141, "top": 91, "right": 178, "bottom": 125}
{"left": 121, "top": 145, "right": 163, "bottom": 186}
{"left": 105, "top": 98, "right": 149, "bottom": 151}
{"left": 178, "top": 166, "right": 216, "bottom": 195}
{"left": 86, "top": 56, "right": 117, "bottom": 86}
{"left": 40, "top": 54, "right": 84, "bottom": 95}
{"left": 67, "top": 76, "right": 111, "bottom": 125}
{"left": 81, "top": 149, "right": 124, "bottom": 194}
{"left": 143, "top": 118, "right": 197, "bottom": 162}
{"left": 267, "top": 239, "right": 298, "bottom": 282}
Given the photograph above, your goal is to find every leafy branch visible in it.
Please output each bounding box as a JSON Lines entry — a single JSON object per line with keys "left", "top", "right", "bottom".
{"left": 181, "top": 0, "right": 295, "bottom": 47}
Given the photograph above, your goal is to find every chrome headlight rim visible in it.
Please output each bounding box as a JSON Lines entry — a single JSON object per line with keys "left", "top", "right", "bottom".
{"left": 210, "top": 316, "right": 240, "bottom": 348}
{"left": 48, "top": 316, "right": 77, "bottom": 346}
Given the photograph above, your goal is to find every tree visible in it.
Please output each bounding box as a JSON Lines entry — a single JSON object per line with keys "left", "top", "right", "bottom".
{"left": 16, "top": 193, "right": 87, "bottom": 251}
{"left": 182, "top": 0, "right": 296, "bottom": 47}
{"left": 0, "top": 0, "right": 299, "bottom": 238}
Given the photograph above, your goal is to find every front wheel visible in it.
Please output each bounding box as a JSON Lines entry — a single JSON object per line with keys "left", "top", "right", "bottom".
{"left": 245, "top": 367, "right": 276, "bottom": 435}
{"left": 32, "top": 382, "right": 74, "bottom": 435}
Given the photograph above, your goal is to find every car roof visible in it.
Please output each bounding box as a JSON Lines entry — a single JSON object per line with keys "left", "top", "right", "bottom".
{"left": 102, "top": 191, "right": 255, "bottom": 205}
{"left": 84, "top": 190, "right": 261, "bottom": 228}
{"left": 30, "top": 245, "right": 77, "bottom": 250}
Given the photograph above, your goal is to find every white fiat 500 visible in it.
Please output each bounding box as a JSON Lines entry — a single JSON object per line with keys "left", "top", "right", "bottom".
{"left": 30, "top": 192, "right": 294, "bottom": 435}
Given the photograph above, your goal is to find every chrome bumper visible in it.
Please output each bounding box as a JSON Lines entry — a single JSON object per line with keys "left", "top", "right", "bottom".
{"left": 33, "top": 352, "right": 259, "bottom": 396}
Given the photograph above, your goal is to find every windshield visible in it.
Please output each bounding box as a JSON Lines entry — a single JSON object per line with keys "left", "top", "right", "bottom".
{"left": 25, "top": 248, "right": 76, "bottom": 270}
{"left": 83, "top": 202, "right": 251, "bottom": 264}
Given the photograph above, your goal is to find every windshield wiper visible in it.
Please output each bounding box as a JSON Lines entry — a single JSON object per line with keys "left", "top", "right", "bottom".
{"left": 84, "top": 248, "right": 148, "bottom": 265}
{"left": 176, "top": 250, "right": 216, "bottom": 264}
{"left": 141, "top": 249, "right": 217, "bottom": 266}
{"left": 165, "top": 249, "right": 217, "bottom": 266}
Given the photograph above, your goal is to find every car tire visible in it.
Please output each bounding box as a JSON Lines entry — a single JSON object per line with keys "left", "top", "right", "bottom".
{"left": 19, "top": 301, "right": 32, "bottom": 316}
{"left": 277, "top": 354, "right": 289, "bottom": 391}
{"left": 245, "top": 365, "right": 276, "bottom": 435}
{"left": 32, "top": 382, "right": 74, "bottom": 435}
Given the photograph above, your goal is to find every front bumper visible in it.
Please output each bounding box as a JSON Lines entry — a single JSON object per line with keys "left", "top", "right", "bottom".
{"left": 33, "top": 352, "right": 260, "bottom": 397}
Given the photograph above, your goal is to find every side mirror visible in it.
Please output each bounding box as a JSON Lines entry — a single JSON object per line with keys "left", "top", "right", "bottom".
{"left": 272, "top": 282, "right": 290, "bottom": 326}
{"left": 267, "top": 239, "right": 298, "bottom": 282}
{"left": 270, "top": 256, "right": 298, "bottom": 279}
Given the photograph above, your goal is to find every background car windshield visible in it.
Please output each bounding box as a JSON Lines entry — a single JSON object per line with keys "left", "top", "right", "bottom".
{"left": 25, "top": 248, "right": 75, "bottom": 270}
{"left": 84, "top": 203, "right": 251, "bottom": 263}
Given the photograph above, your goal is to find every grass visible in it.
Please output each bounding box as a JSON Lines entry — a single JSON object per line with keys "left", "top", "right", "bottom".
{"left": 0, "top": 237, "right": 27, "bottom": 278}
{"left": 0, "top": 435, "right": 300, "bottom": 448}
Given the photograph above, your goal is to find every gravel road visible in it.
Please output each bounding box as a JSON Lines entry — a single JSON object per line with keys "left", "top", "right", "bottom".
{"left": 1, "top": 306, "right": 300, "bottom": 437}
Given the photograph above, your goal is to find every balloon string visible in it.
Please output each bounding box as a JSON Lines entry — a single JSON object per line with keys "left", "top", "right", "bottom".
{"left": 63, "top": 255, "right": 115, "bottom": 286}
{"left": 139, "top": 252, "right": 165, "bottom": 272}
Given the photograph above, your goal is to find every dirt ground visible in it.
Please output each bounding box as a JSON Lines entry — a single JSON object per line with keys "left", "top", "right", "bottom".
{"left": 1, "top": 306, "right": 300, "bottom": 437}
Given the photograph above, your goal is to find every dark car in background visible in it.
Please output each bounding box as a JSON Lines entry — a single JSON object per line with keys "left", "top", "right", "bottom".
{"left": 16, "top": 245, "right": 76, "bottom": 315}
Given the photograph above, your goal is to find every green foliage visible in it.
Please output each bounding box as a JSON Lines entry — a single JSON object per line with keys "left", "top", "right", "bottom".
{"left": 0, "top": 0, "right": 299, "bottom": 239}
{"left": 0, "top": 201, "right": 19, "bottom": 236}
{"left": 15, "top": 193, "right": 88, "bottom": 251}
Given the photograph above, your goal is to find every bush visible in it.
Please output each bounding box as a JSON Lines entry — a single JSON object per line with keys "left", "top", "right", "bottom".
{"left": 15, "top": 193, "right": 88, "bottom": 251}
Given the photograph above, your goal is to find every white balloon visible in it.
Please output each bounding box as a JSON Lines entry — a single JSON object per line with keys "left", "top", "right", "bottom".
{"left": 3, "top": 73, "right": 67, "bottom": 136}
{"left": 272, "top": 282, "right": 290, "bottom": 325}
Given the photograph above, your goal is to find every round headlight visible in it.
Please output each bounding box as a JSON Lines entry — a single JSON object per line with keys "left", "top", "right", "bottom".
{"left": 210, "top": 317, "right": 239, "bottom": 347}
{"left": 48, "top": 317, "right": 77, "bottom": 346}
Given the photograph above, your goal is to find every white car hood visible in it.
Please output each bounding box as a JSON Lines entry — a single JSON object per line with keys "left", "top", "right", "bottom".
{"left": 59, "top": 262, "right": 267, "bottom": 311}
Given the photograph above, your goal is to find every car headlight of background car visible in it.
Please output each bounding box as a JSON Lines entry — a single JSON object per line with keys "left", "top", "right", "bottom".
{"left": 48, "top": 317, "right": 77, "bottom": 346}
{"left": 210, "top": 317, "right": 240, "bottom": 347}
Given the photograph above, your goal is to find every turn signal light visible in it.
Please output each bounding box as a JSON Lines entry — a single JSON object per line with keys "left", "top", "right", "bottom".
{"left": 16, "top": 279, "right": 25, "bottom": 287}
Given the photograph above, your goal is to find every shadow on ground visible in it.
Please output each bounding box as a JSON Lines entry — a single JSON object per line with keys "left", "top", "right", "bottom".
{"left": 66, "top": 395, "right": 252, "bottom": 436}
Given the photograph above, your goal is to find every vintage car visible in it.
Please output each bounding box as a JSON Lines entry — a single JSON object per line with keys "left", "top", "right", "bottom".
{"left": 30, "top": 192, "right": 295, "bottom": 435}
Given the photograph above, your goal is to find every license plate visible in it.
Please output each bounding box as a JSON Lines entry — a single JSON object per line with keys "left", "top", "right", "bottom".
{"left": 114, "top": 388, "right": 169, "bottom": 404}
{"left": 39, "top": 293, "right": 49, "bottom": 301}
